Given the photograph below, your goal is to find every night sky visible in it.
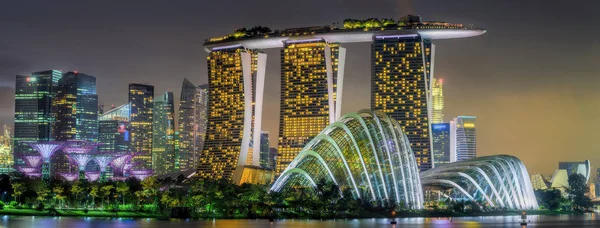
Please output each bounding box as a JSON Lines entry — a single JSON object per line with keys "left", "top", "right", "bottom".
{"left": 1, "top": 0, "right": 599, "bottom": 177}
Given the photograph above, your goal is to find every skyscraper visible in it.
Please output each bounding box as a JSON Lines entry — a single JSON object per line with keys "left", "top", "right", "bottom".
{"left": 371, "top": 34, "right": 434, "bottom": 171}
{"left": 431, "top": 78, "right": 444, "bottom": 124}
{"left": 198, "top": 46, "right": 266, "bottom": 182}
{"left": 53, "top": 71, "right": 98, "bottom": 141}
{"left": 259, "top": 131, "right": 270, "bottom": 169}
{"left": 432, "top": 123, "right": 451, "bottom": 167}
{"left": 14, "top": 70, "right": 62, "bottom": 163}
{"left": 450, "top": 116, "right": 476, "bottom": 162}
{"left": 98, "top": 103, "right": 131, "bottom": 152}
{"left": 129, "top": 83, "right": 154, "bottom": 169}
{"left": 152, "top": 92, "right": 176, "bottom": 175}
{"left": 177, "top": 79, "right": 208, "bottom": 171}
{"left": 276, "top": 39, "right": 346, "bottom": 176}
{"left": 51, "top": 71, "right": 98, "bottom": 173}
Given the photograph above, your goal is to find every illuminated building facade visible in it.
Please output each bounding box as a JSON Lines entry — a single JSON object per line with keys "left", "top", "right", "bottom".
{"left": 202, "top": 15, "right": 485, "bottom": 181}
{"left": 432, "top": 123, "right": 450, "bottom": 167}
{"left": 431, "top": 78, "right": 444, "bottom": 124}
{"left": 152, "top": 92, "right": 176, "bottom": 175}
{"left": 271, "top": 110, "right": 424, "bottom": 209}
{"left": 129, "top": 83, "right": 154, "bottom": 169}
{"left": 450, "top": 116, "right": 476, "bottom": 162}
{"left": 259, "top": 131, "right": 270, "bottom": 169}
{"left": 276, "top": 39, "right": 346, "bottom": 176}
{"left": 371, "top": 34, "right": 433, "bottom": 171}
{"left": 53, "top": 71, "right": 98, "bottom": 141}
{"left": 14, "top": 70, "right": 62, "bottom": 166}
{"left": 0, "top": 125, "right": 12, "bottom": 172}
{"left": 198, "top": 46, "right": 266, "bottom": 182}
{"left": 178, "top": 79, "right": 208, "bottom": 171}
{"left": 98, "top": 103, "right": 131, "bottom": 152}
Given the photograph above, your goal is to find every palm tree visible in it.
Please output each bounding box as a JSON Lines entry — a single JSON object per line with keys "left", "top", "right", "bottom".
{"left": 116, "top": 182, "right": 129, "bottom": 206}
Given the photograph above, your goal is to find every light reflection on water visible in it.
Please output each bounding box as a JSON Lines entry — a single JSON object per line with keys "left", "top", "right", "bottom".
{"left": 1, "top": 213, "right": 600, "bottom": 228}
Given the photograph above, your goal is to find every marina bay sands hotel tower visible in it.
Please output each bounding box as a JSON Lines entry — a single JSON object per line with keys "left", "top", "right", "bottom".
{"left": 200, "top": 15, "right": 485, "bottom": 183}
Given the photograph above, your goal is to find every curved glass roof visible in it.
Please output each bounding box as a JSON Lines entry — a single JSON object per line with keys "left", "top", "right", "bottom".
{"left": 270, "top": 110, "right": 424, "bottom": 209}
{"left": 420, "top": 155, "right": 539, "bottom": 210}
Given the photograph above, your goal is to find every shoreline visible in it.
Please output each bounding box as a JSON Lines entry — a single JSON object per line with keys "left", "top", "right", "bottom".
{"left": 0, "top": 209, "right": 579, "bottom": 220}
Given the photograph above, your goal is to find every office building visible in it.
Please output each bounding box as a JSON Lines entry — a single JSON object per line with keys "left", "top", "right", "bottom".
{"left": 129, "top": 83, "right": 154, "bottom": 169}
{"left": 431, "top": 123, "right": 450, "bottom": 167}
{"left": 13, "top": 70, "right": 62, "bottom": 165}
{"left": 177, "top": 79, "right": 208, "bottom": 171}
{"left": 450, "top": 116, "right": 476, "bottom": 162}
{"left": 98, "top": 103, "right": 131, "bottom": 152}
{"left": 152, "top": 92, "right": 176, "bottom": 175}
{"left": 259, "top": 131, "right": 270, "bottom": 169}
{"left": 431, "top": 78, "right": 444, "bottom": 124}
{"left": 53, "top": 71, "right": 98, "bottom": 141}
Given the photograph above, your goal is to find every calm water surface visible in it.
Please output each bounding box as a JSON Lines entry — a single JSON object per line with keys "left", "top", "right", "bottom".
{"left": 1, "top": 213, "right": 600, "bottom": 227}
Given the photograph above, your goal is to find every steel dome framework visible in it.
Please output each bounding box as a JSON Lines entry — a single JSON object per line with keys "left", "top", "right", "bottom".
{"left": 420, "top": 155, "right": 538, "bottom": 210}
{"left": 270, "top": 110, "right": 424, "bottom": 209}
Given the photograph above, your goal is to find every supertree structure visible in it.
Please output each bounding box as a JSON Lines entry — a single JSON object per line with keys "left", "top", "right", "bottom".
{"left": 58, "top": 172, "right": 79, "bottom": 182}
{"left": 85, "top": 172, "right": 101, "bottom": 182}
{"left": 110, "top": 153, "right": 136, "bottom": 177}
{"left": 26, "top": 141, "right": 64, "bottom": 181}
{"left": 93, "top": 153, "right": 116, "bottom": 182}
{"left": 130, "top": 169, "right": 153, "bottom": 181}
{"left": 19, "top": 154, "right": 43, "bottom": 168}
{"left": 62, "top": 140, "right": 101, "bottom": 180}
{"left": 62, "top": 140, "right": 101, "bottom": 154}
{"left": 66, "top": 153, "right": 95, "bottom": 180}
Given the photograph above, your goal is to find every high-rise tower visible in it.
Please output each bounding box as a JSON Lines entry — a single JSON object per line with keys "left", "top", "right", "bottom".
{"left": 371, "top": 34, "right": 434, "bottom": 171}
{"left": 198, "top": 46, "right": 266, "bottom": 182}
{"left": 98, "top": 103, "right": 131, "bottom": 152}
{"left": 129, "top": 83, "right": 154, "bottom": 169}
{"left": 450, "top": 116, "right": 476, "bottom": 162}
{"left": 177, "top": 79, "right": 208, "bottom": 171}
{"left": 431, "top": 78, "right": 444, "bottom": 124}
{"left": 152, "top": 92, "right": 176, "bottom": 175}
{"left": 14, "top": 70, "right": 62, "bottom": 166}
{"left": 432, "top": 123, "right": 450, "bottom": 167}
{"left": 53, "top": 71, "right": 98, "bottom": 141}
{"left": 276, "top": 39, "right": 346, "bottom": 176}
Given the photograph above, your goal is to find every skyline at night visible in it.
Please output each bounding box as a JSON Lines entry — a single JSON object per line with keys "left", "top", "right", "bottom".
{"left": 1, "top": 0, "right": 600, "bottom": 178}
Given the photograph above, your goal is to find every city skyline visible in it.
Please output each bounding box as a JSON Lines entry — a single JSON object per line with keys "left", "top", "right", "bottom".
{"left": 1, "top": 0, "right": 600, "bottom": 177}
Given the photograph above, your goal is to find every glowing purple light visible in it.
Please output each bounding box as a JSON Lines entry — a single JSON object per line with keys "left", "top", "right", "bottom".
{"left": 85, "top": 172, "right": 101, "bottom": 182}
{"left": 111, "top": 176, "right": 127, "bottom": 181}
{"left": 110, "top": 153, "right": 135, "bottom": 176}
{"left": 66, "top": 154, "right": 93, "bottom": 171}
{"left": 130, "top": 169, "right": 153, "bottom": 181}
{"left": 28, "top": 173, "right": 42, "bottom": 178}
{"left": 58, "top": 173, "right": 79, "bottom": 182}
{"left": 94, "top": 154, "right": 116, "bottom": 171}
{"left": 17, "top": 167, "right": 39, "bottom": 174}
{"left": 27, "top": 141, "right": 64, "bottom": 162}
{"left": 62, "top": 140, "right": 101, "bottom": 154}
{"left": 20, "top": 155, "right": 43, "bottom": 168}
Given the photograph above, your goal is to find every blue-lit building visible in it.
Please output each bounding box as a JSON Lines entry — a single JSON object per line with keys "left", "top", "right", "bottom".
{"left": 14, "top": 70, "right": 62, "bottom": 166}
{"left": 432, "top": 123, "right": 451, "bottom": 167}
{"left": 451, "top": 116, "right": 476, "bottom": 162}
{"left": 98, "top": 103, "right": 131, "bottom": 152}
{"left": 53, "top": 71, "right": 98, "bottom": 141}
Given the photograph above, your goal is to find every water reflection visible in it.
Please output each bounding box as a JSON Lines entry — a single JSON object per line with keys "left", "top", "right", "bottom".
{"left": 2, "top": 213, "right": 600, "bottom": 227}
